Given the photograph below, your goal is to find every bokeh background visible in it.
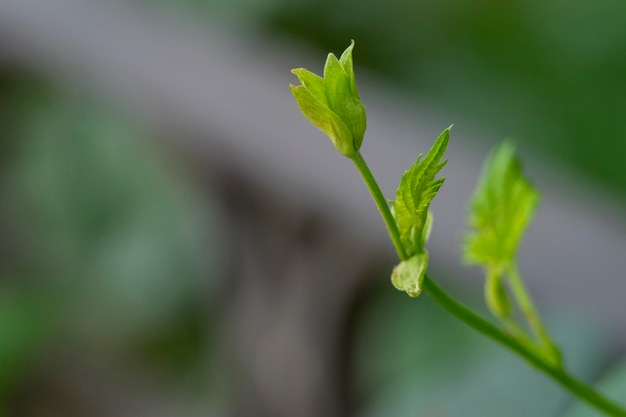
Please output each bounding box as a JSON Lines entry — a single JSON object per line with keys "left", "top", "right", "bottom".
{"left": 0, "top": 0, "right": 625, "bottom": 416}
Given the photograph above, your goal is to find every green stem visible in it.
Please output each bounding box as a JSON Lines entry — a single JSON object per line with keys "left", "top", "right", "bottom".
{"left": 423, "top": 276, "right": 626, "bottom": 417}
{"left": 351, "top": 150, "right": 626, "bottom": 417}
{"left": 484, "top": 267, "right": 550, "bottom": 363}
{"left": 507, "top": 262, "right": 561, "bottom": 365}
{"left": 351, "top": 151, "right": 408, "bottom": 260}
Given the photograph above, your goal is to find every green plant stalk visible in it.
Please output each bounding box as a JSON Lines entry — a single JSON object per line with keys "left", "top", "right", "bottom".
{"left": 351, "top": 150, "right": 626, "bottom": 417}
{"left": 507, "top": 261, "right": 562, "bottom": 365}
{"left": 423, "top": 276, "right": 626, "bottom": 417}
{"left": 485, "top": 267, "right": 555, "bottom": 364}
{"left": 352, "top": 151, "right": 408, "bottom": 260}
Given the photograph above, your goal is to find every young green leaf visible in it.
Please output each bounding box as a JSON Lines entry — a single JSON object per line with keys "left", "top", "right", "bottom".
{"left": 290, "top": 40, "right": 367, "bottom": 158}
{"left": 391, "top": 253, "right": 429, "bottom": 297}
{"left": 464, "top": 141, "right": 539, "bottom": 268}
{"left": 391, "top": 127, "right": 450, "bottom": 256}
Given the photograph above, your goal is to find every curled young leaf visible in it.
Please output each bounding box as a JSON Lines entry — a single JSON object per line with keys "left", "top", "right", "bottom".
{"left": 391, "top": 252, "right": 429, "bottom": 297}
{"left": 290, "top": 40, "right": 367, "bottom": 158}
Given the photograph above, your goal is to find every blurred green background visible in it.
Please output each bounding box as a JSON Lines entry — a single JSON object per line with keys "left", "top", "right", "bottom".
{"left": 1, "top": 0, "right": 626, "bottom": 416}
{"left": 268, "top": 0, "right": 626, "bottom": 197}
{"left": 0, "top": 74, "right": 230, "bottom": 414}
{"left": 137, "top": 0, "right": 626, "bottom": 195}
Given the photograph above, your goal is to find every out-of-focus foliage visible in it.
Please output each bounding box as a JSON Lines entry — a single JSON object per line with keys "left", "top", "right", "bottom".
{"left": 464, "top": 141, "right": 539, "bottom": 268}
{"left": 352, "top": 283, "right": 613, "bottom": 417}
{"left": 266, "top": 0, "right": 626, "bottom": 195}
{"left": 0, "top": 72, "right": 228, "bottom": 409}
{"left": 125, "top": 0, "right": 626, "bottom": 194}
{"left": 0, "top": 290, "right": 54, "bottom": 400}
